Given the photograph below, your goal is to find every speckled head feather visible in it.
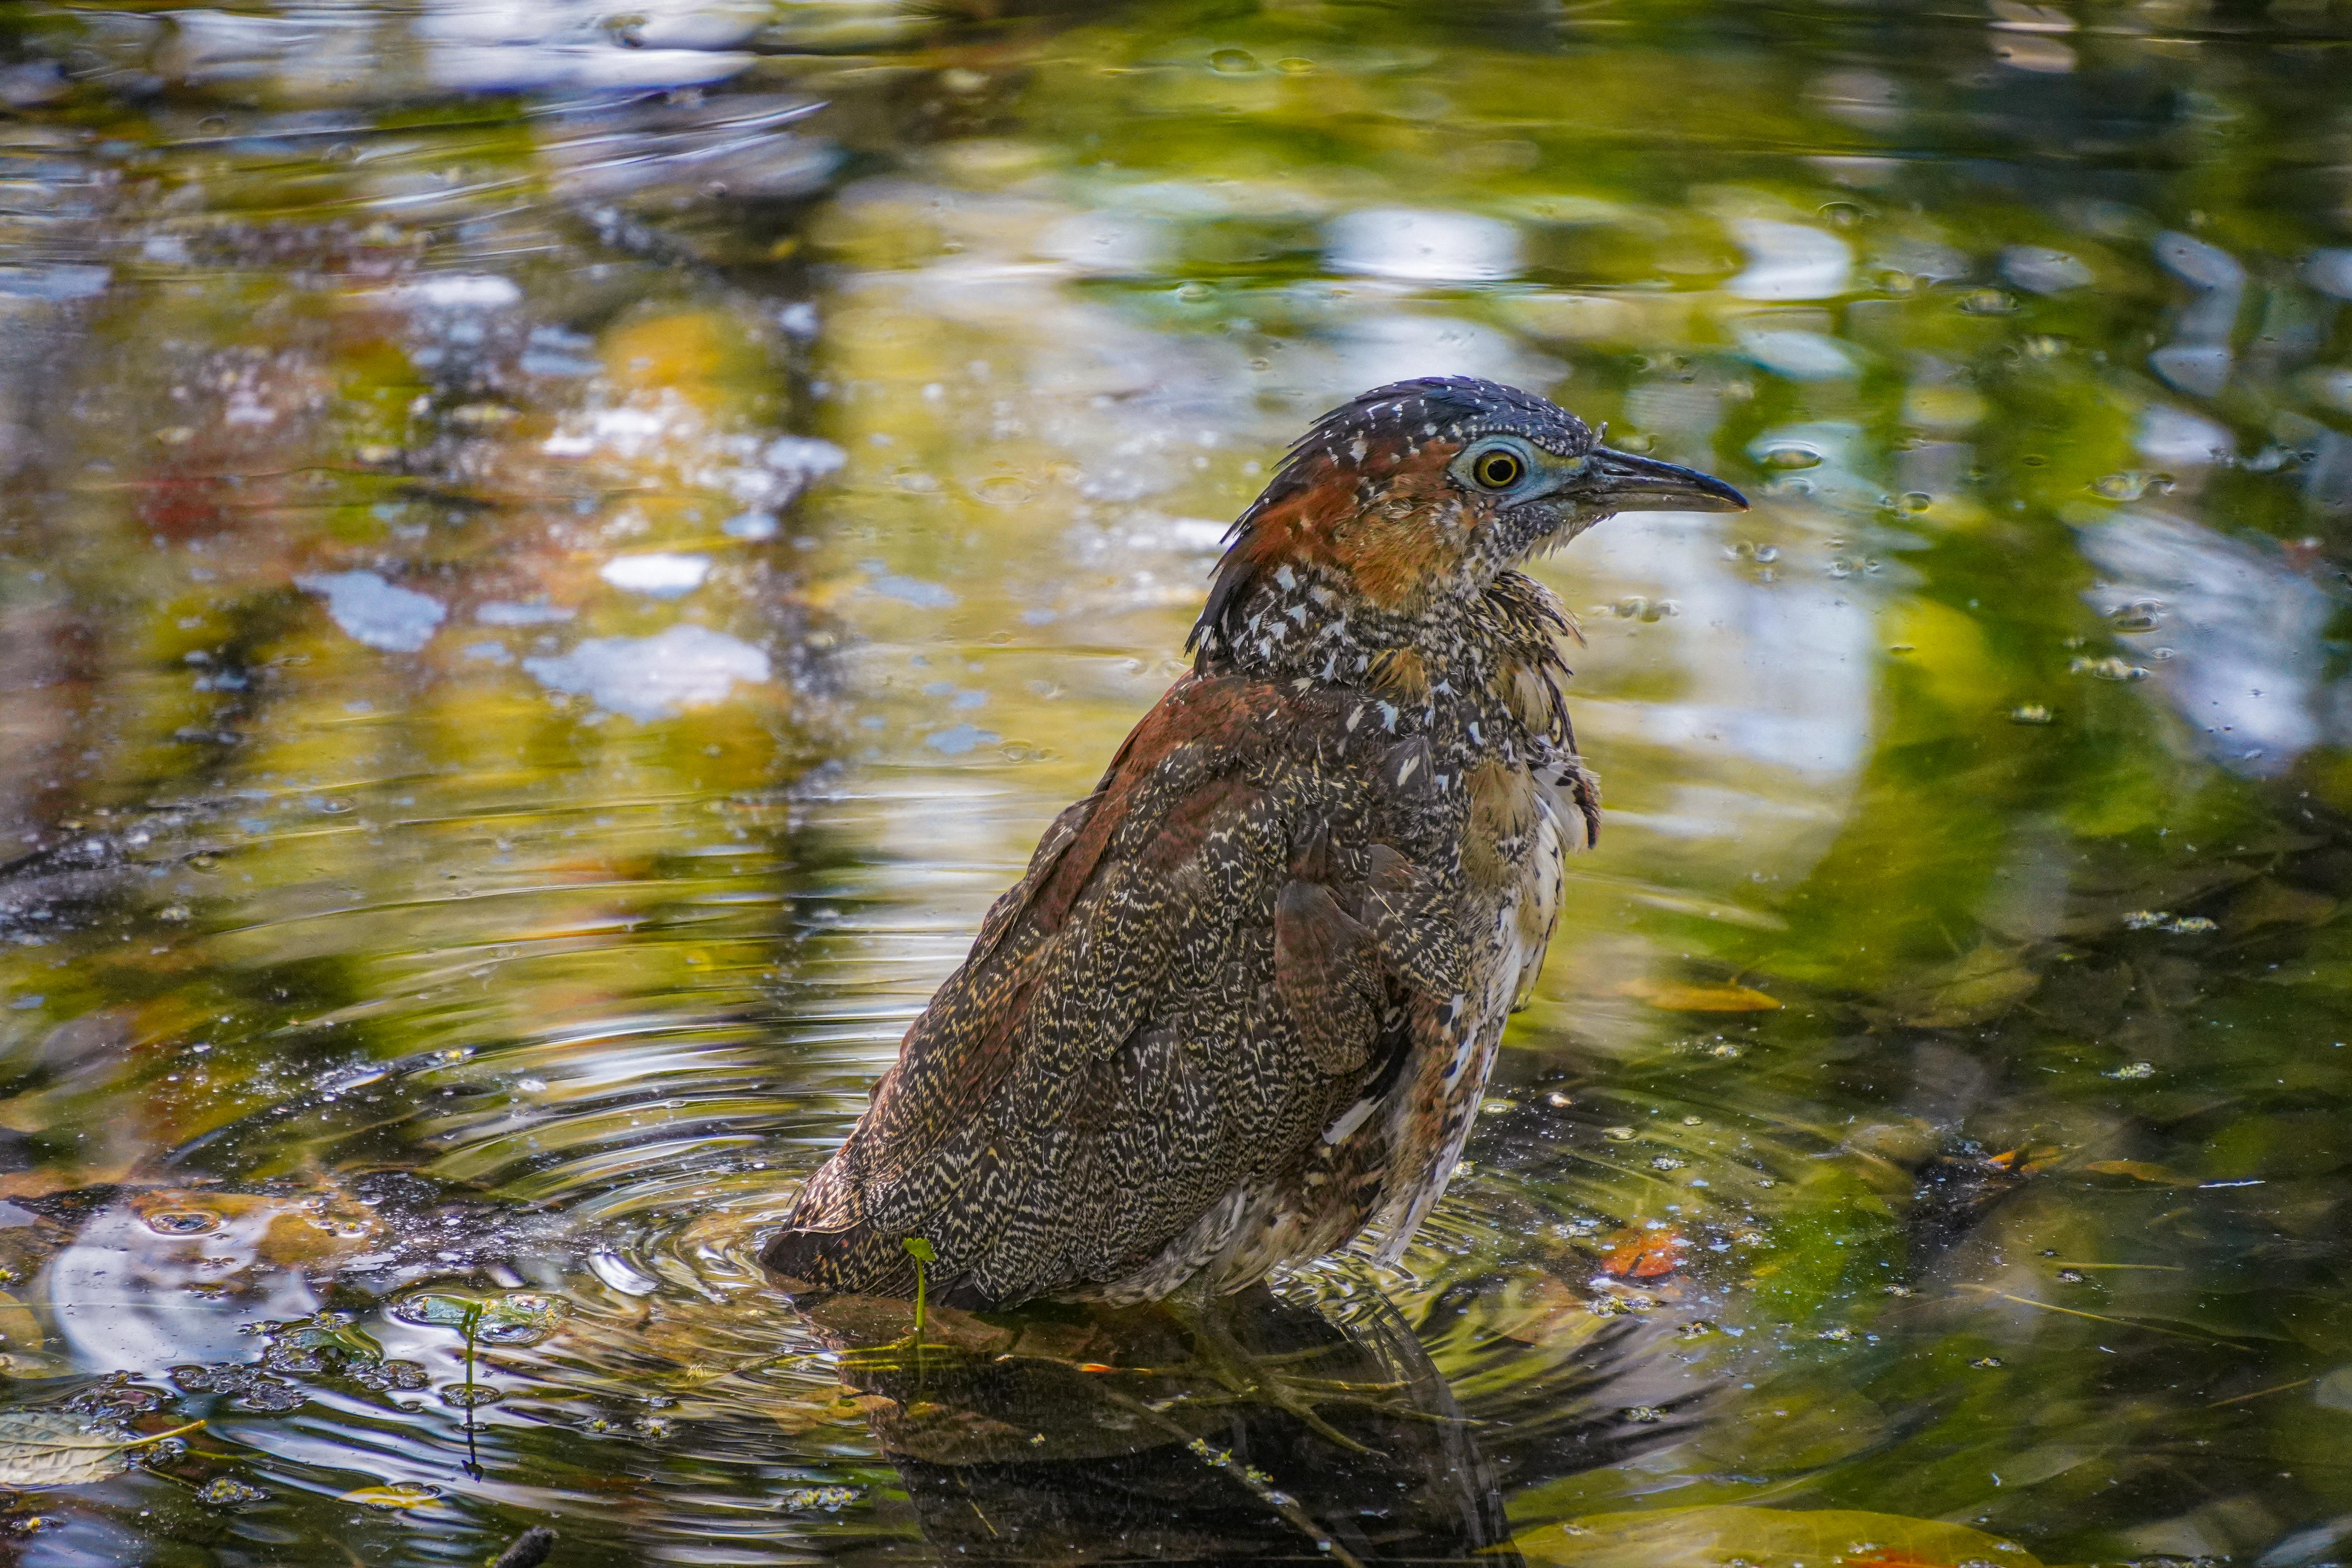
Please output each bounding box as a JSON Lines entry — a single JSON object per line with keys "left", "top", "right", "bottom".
{"left": 1189, "top": 378, "right": 1603, "bottom": 659}
{"left": 1188, "top": 377, "right": 1743, "bottom": 668}
{"left": 1283, "top": 377, "right": 1599, "bottom": 468}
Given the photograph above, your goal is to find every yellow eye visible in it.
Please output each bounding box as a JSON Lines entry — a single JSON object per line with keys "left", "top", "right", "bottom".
{"left": 1472, "top": 449, "right": 1525, "bottom": 490}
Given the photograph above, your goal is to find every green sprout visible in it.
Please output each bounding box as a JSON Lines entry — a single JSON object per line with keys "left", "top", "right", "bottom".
{"left": 901, "top": 1236, "right": 936, "bottom": 1344}
{"left": 459, "top": 1298, "right": 484, "bottom": 1399}
{"left": 457, "top": 1298, "right": 487, "bottom": 1480}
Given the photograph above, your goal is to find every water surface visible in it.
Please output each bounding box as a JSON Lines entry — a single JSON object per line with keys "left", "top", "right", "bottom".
{"left": 3, "top": 2, "right": 2352, "bottom": 1563}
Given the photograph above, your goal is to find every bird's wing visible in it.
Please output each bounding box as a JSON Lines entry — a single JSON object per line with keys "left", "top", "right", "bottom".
{"left": 766, "top": 672, "right": 1468, "bottom": 1303}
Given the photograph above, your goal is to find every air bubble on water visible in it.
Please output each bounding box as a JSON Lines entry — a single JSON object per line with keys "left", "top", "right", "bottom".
{"left": 2090, "top": 470, "right": 2173, "bottom": 501}
{"left": 971, "top": 474, "right": 1035, "bottom": 509}
{"left": 2069, "top": 655, "right": 2148, "bottom": 682}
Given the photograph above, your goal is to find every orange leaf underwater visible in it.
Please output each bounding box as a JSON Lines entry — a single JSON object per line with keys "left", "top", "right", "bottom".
{"left": 1600, "top": 1228, "right": 1689, "bottom": 1279}
{"left": 1611, "top": 978, "right": 1783, "bottom": 1012}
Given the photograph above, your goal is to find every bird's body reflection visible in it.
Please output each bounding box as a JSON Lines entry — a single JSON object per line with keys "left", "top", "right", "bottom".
{"left": 791, "top": 1278, "right": 1686, "bottom": 1566}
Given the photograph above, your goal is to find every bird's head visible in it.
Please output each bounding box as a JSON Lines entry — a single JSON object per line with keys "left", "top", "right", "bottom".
{"left": 1189, "top": 376, "right": 1746, "bottom": 662}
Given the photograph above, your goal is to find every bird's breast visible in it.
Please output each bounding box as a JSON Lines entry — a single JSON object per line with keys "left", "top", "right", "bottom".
{"left": 1459, "top": 754, "right": 1566, "bottom": 1012}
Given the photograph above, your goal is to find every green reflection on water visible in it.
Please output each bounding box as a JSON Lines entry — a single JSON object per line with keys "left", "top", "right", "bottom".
{"left": 2, "top": 0, "right": 2351, "bottom": 1562}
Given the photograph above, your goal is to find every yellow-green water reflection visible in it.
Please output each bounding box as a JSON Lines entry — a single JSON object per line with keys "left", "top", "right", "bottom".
{"left": 3, "top": 0, "right": 2352, "bottom": 1563}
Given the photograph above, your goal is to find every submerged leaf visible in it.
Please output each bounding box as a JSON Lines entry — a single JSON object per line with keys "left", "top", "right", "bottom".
{"left": 2081, "top": 1159, "right": 2194, "bottom": 1184}
{"left": 1613, "top": 979, "right": 1782, "bottom": 1012}
{"left": 1490, "top": 1277, "right": 1603, "bottom": 1346}
{"left": 1886, "top": 942, "right": 2040, "bottom": 1027}
{"left": 0, "top": 1412, "right": 202, "bottom": 1489}
{"left": 1517, "top": 1505, "right": 2043, "bottom": 1568}
{"left": 1600, "top": 1229, "right": 1688, "bottom": 1279}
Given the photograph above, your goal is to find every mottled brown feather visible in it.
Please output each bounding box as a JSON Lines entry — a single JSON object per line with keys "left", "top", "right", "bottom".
{"left": 763, "top": 671, "right": 1465, "bottom": 1306}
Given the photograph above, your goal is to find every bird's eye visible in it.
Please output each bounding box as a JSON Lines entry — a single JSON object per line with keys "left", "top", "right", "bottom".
{"left": 1471, "top": 448, "right": 1525, "bottom": 490}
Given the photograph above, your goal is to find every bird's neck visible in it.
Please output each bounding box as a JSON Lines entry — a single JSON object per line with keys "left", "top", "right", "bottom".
{"left": 1193, "top": 565, "right": 1580, "bottom": 769}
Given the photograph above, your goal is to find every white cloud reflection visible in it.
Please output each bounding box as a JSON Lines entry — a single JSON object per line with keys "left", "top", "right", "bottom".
{"left": 2076, "top": 511, "right": 2333, "bottom": 776}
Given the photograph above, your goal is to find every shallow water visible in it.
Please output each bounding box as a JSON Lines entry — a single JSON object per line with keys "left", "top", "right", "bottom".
{"left": 3, "top": 1, "right": 2352, "bottom": 1563}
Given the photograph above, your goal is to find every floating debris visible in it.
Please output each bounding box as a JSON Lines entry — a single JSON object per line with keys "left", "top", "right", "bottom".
{"left": 389, "top": 1290, "right": 564, "bottom": 1346}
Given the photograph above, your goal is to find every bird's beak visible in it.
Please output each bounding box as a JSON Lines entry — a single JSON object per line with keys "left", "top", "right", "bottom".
{"left": 1576, "top": 447, "right": 1749, "bottom": 514}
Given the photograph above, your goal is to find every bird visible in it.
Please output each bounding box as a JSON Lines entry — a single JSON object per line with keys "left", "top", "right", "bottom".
{"left": 763, "top": 376, "right": 1746, "bottom": 1309}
